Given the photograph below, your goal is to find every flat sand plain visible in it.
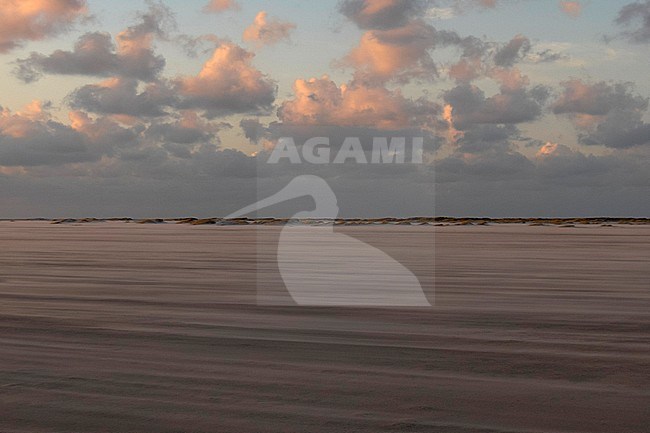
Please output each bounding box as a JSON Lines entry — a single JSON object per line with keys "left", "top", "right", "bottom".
{"left": 0, "top": 221, "right": 649, "bottom": 432}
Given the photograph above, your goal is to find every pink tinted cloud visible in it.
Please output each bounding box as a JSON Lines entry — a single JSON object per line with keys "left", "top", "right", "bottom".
{"left": 0, "top": 100, "right": 55, "bottom": 138}
{"left": 279, "top": 76, "right": 435, "bottom": 130}
{"left": 449, "top": 58, "right": 484, "bottom": 83}
{"left": 343, "top": 20, "right": 436, "bottom": 83}
{"left": 552, "top": 79, "right": 647, "bottom": 116}
{"left": 489, "top": 67, "right": 530, "bottom": 92}
{"left": 0, "top": 101, "right": 98, "bottom": 166}
{"left": 175, "top": 41, "right": 276, "bottom": 115}
{"left": 535, "top": 142, "right": 574, "bottom": 158}
{"left": 0, "top": 0, "right": 87, "bottom": 53}
{"left": 202, "top": 0, "right": 240, "bottom": 13}
{"left": 559, "top": 1, "right": 582, "bottom": 18}
{"left": 243, "top": 11, "right": 295, "bottom": 47}
{"left": 14, "top": 2, "right": 172, "bottom": 83}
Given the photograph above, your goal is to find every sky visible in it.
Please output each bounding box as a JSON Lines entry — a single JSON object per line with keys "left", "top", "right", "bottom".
{"left": 0, "top": 0, "right": 649, "bottom": 218}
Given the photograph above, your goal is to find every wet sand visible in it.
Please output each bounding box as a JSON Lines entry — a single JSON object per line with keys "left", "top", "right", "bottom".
{"left": 0, "top": 222, "right": 649, "bottom": 432}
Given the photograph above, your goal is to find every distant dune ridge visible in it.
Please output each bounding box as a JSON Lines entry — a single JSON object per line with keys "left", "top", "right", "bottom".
{"left": 5, "top": 216, "right": 648, "bottom": 226}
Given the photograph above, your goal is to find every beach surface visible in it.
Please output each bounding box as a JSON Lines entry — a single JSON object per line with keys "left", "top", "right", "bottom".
{"left": 0, "top": 221, "right": 649, "bottom": 432}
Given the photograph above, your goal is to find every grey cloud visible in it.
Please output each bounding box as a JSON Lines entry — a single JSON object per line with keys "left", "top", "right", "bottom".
{"left": 528, "top": 48, "right": 568, "bottom": 63}
{"left": 71, "top": 113, "right": 143, "bottom": 152}
{"left": 119, "top": 0, "right": 176, "bottom": 41}
{"left": 339, "top": 0, "right": 432, "bottom": 30}
{"left": 579, "top": 110, "right": 650, "bottom": 148}
{"left": 113, "top": 48, "right": 165, "bottom": 83}
{"left": 68, "top": 78, "right": 175, "bottom": 117}
{"left": 63, "top": 40, "right": 277, "bottom": 120}
{"left": 457, "top": 35, "right": 490, "bottom": 58}
{"left": 553, "top": 80, "right": 648, "bottom": 116}
{"left": 437, "top": 149, "right": 534, "bottom": 183}
{"left": 0, "top": 122, "right": 90, "bottom": 167}
{"left": 15, "top": 31, "right": 166, "bottom": 82}
{"left": 112, "top": 145, "right": 256, "bottom": 182}
{"left": 0, "top": 154, "right": 260, "bottom": 219}
{"left": 240, "top": 118, "right": 267, "bottom": 143}
{"left": 13, "top": 2, "right": 173, "bottom": 83}
{"left": 455, "top": 124, "right": 519, "bottom": 154}
{"left": 615, "top": 0, "right": 650, "bottom": 43}
{"left": 435, "top": 145, "right": 650, "bottom": 216}
{"left": 1, "top": 122, "right": 649, "bottom": 218}
{"left": 536, "top": 145, "right": 618, "bottom": 182}
{"left": 444, "top": 84, "right": 549, "bottom": 128}
{"left": 449, "top": 35, "right": 559, "bottom": 84}
{"left": 493, "top": 34, "right": 531, "bottom": 67}
{"left": 146, "top": 123, "right": 212, "bottom": 145}
{"left": 15, "top": 32, "right": 118, "bottom": 83}
{"left": 552, "top": 80, "right": 650, "bottom": 148}
{"left": 176, "top": 34, "right": 221, "bottom": 58}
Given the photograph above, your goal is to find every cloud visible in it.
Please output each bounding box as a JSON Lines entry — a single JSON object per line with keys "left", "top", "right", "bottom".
{"left": 14, "top": 31, "right": 162, "bottom": 82}
{"left": 68, "top": 110, "right": 141, "bottom": 150}
{"left": 243, "top": 11, "right": 295, "bottom": 47}
{"left": 0, "top": 101, "right": 97, "bottom": 166}
{"left": 425, "top": 7, "right": 455, "bottom": 20}
{"left": 342, "top": 20, "right": 441, "bottom": 83}
{"left": 112, "top": 1, "right": 173, "bottom": 75}
{"left": 579, "top": 110, "right": 650, "bottom": 148}
{"left": 444, "top": 84, "right": 549, "bottom": 129}
{"left": 448, "top": 35, "right": 544, "bottom": 85}
{"left": 489, "top": 67, "right": 530, "bottom": 92}
{"left": 436, "top": 148, "right": 534, "bottom": 183}
{"left": 454, "top": 124, "right": 519, "bottom": 153}
{"left": 174, "top": 41, "right": 276, "bottom": 117}
{"left": 340, "top": 1, "right": 487, "bottom": 84}
{"left": 14, "top": 2, "right": 173, "bottom": 82}
{"left": 177, "top": 34, "right": 221, "bottom": 58}
{"left": 553, "top": 79, "right": 648, "bottom": 116}
{"left": 536, "top": 141, "right": 574, "bottom": 158}
{"left": 559, "top": 1, "right": 581, "bottom": 18}
{"left": 239, "top": 118, "right": 267, "bottom": 143}
{"left": 339, "top": 0, "right": 431, "bottom": 30}
{"left": 278, "top": 75, "right": 437, "bottom": 130}
{"left": 614, "top": 0, "right": 650, "bottom": 43}
{"left": 435, "top": 141, "right": 650, "bottom": 217}
{"left": 0, "top": 0, "right": 87, "bottom": 53}
{"left": 527, "top": 48, "right": 568, "bottom": 63}
{"left": 448, "top": 58, "right": 484, "bottom": 83}
{"left": 477, "top": 0, "right": 497, "bottom": 7}
{"left": 533, "top": 142, "right": 631, "bottom": 184}
{"left": 203, "top": 0, "right": 240, "bottom": 13}
{"left": 68, "top": 77, "right": 175, "bottom": 117}
{"left": 552, "top": 79, "right": 650, "bottom": 148}
{"left": 446, "top": 36, "right": 491, "bottom": 83}
{"left": 493, "top": 34, "right": 531, "bottom": 67}
{"left": 3, "top": 118, "right": 648, "bottom": 218}
{"left": 145, "top": 111, "right": 218, "bottom": 149}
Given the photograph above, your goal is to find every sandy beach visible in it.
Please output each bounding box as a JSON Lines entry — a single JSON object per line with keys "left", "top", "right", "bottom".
{"left": 0, "top": 221, "right": 649, "bottom": 432}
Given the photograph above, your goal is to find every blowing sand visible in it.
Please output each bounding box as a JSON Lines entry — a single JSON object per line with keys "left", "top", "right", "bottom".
{"left": 0, "top": 221, "right": 648, "bottom": 432}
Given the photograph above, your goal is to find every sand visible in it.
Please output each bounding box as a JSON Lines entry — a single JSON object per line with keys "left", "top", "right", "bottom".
{"left": 0, "top": 221, "right": 648, "bottom": 432}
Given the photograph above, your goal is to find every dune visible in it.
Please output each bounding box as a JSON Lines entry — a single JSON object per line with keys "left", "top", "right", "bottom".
{"left": 136, "top": 218, "right": 166, "bottom": 224}
{"left": 45, "top": 217, "right": 650, "bottom": 226}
